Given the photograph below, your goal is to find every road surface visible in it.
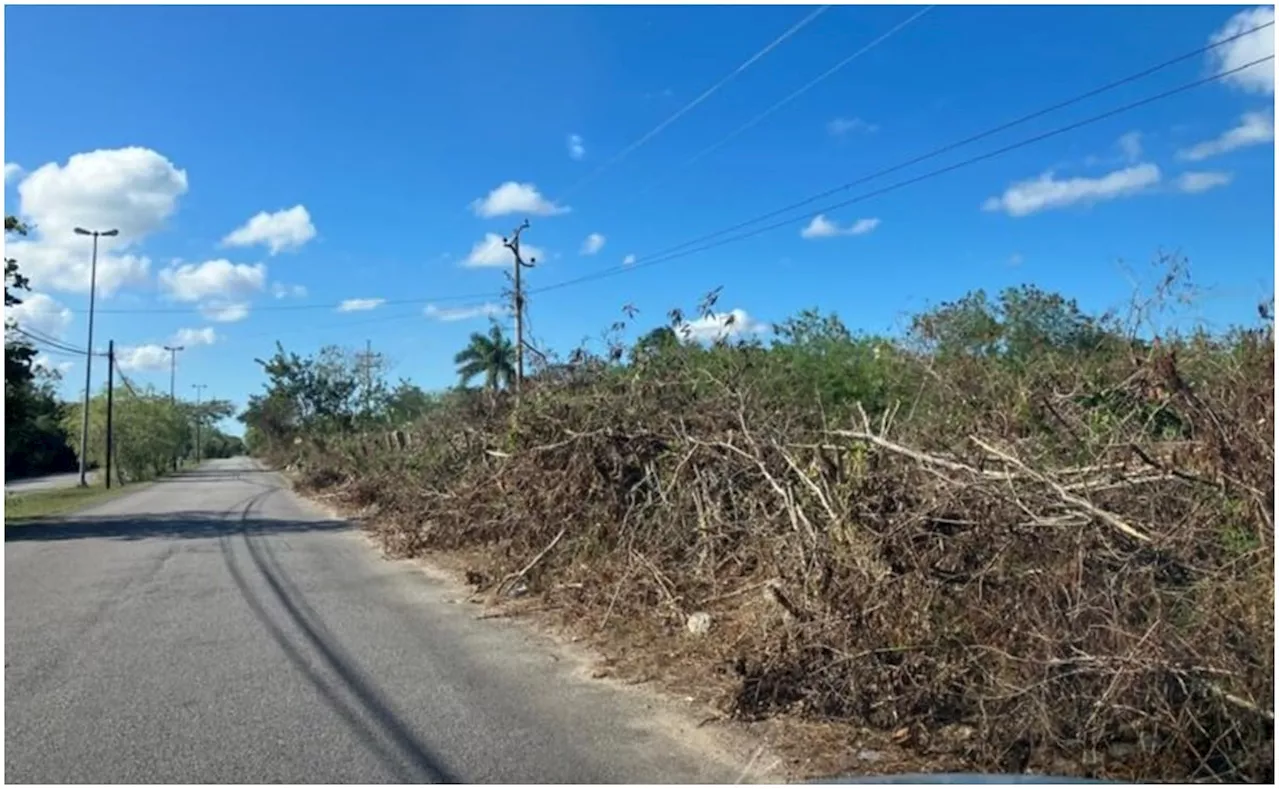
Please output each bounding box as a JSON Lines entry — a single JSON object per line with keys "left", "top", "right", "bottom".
{"left": 4, "top": 458, "right": 747, "bottom": 783}
{"left": 5, "top": 470, "right": 96, "bottom": 494}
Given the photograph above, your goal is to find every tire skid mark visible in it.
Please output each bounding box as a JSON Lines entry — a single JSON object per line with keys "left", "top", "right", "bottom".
{"left": 220, "top": 486, "right": 460, "bottom": 783}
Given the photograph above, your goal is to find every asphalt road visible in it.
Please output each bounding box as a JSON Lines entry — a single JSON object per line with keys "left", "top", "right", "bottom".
{"left": 5, "top": 470, "right": 96, "bottom": 494}
{"left": 4, "top": 458, "right": 746, "bottom": 783}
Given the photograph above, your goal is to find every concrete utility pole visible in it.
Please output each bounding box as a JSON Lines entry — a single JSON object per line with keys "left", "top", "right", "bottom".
{"left": 355, "top": 339, "right": 375, "bottom": 418}
{"left": 502, "top": 219, "right": 536, "bottom": 400}
{"left": 164, "top": 345, "right": 184, "bottom": 470}
{"left": 191, "top": 384, "right": 207, "bottom": 464}
{"left": 73, "top": 226, "right": 119, "bottom": 486}
{"left": 105, "top": 340, "right": 114, "bottom": 490}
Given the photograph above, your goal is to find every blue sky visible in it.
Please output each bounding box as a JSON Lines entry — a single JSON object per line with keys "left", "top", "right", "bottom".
{"left": 4, "top": 4, "right": 1275, "bottom": 433}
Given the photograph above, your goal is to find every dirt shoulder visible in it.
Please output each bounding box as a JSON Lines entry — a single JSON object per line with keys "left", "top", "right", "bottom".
{"left": 289, "top": 474, "right": 817, "bottom": 784}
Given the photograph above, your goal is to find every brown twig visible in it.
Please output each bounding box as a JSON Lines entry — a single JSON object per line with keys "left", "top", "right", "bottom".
{"left": 493, "top": 527, "right": 567, "bottom": 599}
{"left": 970, "top": 436, "right": 1153, "bottom": 544}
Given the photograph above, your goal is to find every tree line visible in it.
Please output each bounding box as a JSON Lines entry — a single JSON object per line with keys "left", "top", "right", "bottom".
{"left": 242, "top": 279, "right": 1150, "bottom": 448}
{"left": 5, "top": 215, "right": 79, "bottom": 478}
{"left": 239, "top": 343, "right": 440, "bottom": 454}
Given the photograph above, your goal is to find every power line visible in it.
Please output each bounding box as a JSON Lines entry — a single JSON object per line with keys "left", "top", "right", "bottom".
{"left": 25, "top": 345, "right": 87, "bottom": 361}
{"left": 526, "top": 54, "right": 1275, "bottom": 298}
{"left": 226, "top": 305, "right": 438, "bottom": 346}
{"left": 620, "top": 16, "right": 1276, "bottom": 267}
{"left": 82, "top": 287, "right": 495, "bottom": 316}
{"left": 114, "top": 357, "right": 141, "bottom": 399}
{"left": 559, "top": 5, "right": 831, "bottom": 198}
{"left": 29, "top": 330, "right": 104, "bottom": 357}
{"left": 8, "top": 325, "right": 81, "bottom": 352}
{"left": 55, "top": 17, "right": 1272, "bottom": 322}
{"left": 217, "top": 48, "right": 1274, "bottom": 346}
{"left": 7, "top": 325, "right": 97, "bottom": 357}
{"left": 670, "top": 5, "right": 935, "bottom": 176}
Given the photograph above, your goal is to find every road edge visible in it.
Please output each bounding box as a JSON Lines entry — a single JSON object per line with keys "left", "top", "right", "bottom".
{"left": 264, "top": 459, "right": 795, "bottom": 784}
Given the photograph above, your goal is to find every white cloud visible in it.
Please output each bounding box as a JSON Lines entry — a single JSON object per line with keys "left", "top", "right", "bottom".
{"left": 2, "top": 242, "right": 150, "bottom": 296}
{"left": 848, "top": 218, "right": 880, "bottom": 235}
{"left": 580, "top": 232, "right": 606, "bottom": 255}
{"left": 4, "top": 162, "right": 23, "bottom": 183}
{"left": 463, "top": 233, "right": 546, "bottom": 267}
{"left": 1176, "top": 170, "right": 1234, "bottom": 193}
{"left": 118, "top": 344, "right": 171, "bottom": 372}
{"left": 172, "top": 327, "right": 217, "bottom": 347}
{"left": 1208, "top": 6, "right": 1275, "bottom": 95}
{"left": 981, "top": 163, "right": 1161, "bottom": 217}
{"left": 159, "top": 259, "right": 266, "bottom": 302}
{"left": 567, "top": 134, "right": 586, "bottom": 161}
{"left": 199, "top": 302, "right": 251, "bottom": 323}
{"left": 423, "top": 302, "right": 509, "bottom": 322}
{"left": 677, "top": 309, "right": 770, "bottom": 343}
{"left": 33, "top": 355, "right": 74, "bottom": 377}
{"left": 469, "top": 182, "right": 569, "bottom": 218}
{"left": 7, "top": 147, "right": 187, "bottom": 295}
{"left": 336, "top": 298, "right": 385, "bottom": 313}
{"left": 1176, "top": 112, "right": 1274, "bottom": 161}
{"left": 221, "top": 205, "right": 316, "bottom": 255}
{"left": 827, "top": 117, "right": 877, "bottom": 136}
{"left": 1117, "top": 131, "right": 1143, "bottom": 162}
{"left": 800, "top": 214, "right": 881, "bottom": 238}
{"left": 16, "top": 147, "right": 187, "bottom": 241}
{"left": 270, "top": 282, "right": 308, "bottom": 299}
{"left": 6, "top": 292, "right": 73, "bottom": 338}
{"left": 622, "top": 253, "right": 637, "bottom": 266}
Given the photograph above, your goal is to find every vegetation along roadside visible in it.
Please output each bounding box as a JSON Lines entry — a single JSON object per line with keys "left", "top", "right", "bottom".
{"left": 245, "top": 258, "right": 1270, "bottom": 783}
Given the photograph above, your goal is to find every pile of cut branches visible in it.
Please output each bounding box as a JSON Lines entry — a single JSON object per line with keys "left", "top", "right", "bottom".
{"left": 290, "top": 298, "right": 1273, "bottom": 782}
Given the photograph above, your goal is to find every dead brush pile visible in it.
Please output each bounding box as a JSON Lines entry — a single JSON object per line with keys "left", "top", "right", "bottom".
{"left": 292, "top": 314, "right": 1274, "bottom": 782}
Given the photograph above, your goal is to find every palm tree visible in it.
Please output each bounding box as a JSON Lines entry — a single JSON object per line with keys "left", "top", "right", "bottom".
{"left": 454, "top": 324, "right": 515, "bottom": 392}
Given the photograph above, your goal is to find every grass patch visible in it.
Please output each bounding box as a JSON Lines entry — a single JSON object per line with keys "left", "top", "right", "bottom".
{"left": 4, "top": 462, "right": 203, "bottom": 525}
{"left": 4, "top": 482, "right": 133, "bottom": 524}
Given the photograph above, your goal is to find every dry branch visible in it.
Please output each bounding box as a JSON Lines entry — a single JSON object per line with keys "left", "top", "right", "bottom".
{"left": 493, "top": 527, "right": 567, "bottom": 599}
{"left": 287, "top": 302, "right": 1274, "bottom": 783}
{"left": 970, "top": 436, "right": 1153, "bottom": 543}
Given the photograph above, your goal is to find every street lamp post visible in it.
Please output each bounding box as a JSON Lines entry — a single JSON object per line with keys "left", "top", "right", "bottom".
{"left": 163, "top": 345, "right": 184, "bottom": 403}
{"left": 164, "top": 345, "right": 184, "bottom": 470}
{"left": 74, "top": 226, "right": 119, "bottom": 487}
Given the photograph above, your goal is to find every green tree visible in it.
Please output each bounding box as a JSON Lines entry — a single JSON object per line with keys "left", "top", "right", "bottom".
{"left": 62, "top": 384, "right": 187, "bottom": 482}
{"left": 996, "top": 285, "right": 1112, "bottom": 360}
{"left": 768, "top": 309, "right": 895, "bottom": 415}
{"left": 909, "top": 290, "right": 1004, "bottom": 358}
{"left": 240, "top": 342, "right": 370, "bottom": 453}
{"left": 384, "top": 380, "right": 435, "bottom": 424}
{"left": 630, "top": 326, "right": 680, "bottom": 365}
{"left": 454, "top": 324, "right": 515, "bottom": 392}
{"left": 199, "top": 427, "right": 246, "bottom": 459}
{"left": 6, "top": 216, "right": 37, "bottom": 401}
{"left": 6, "top": 367, "right": 77, "bottom": 478}
{"left": 5, "top": 215, "right": 78, "bottom": 477}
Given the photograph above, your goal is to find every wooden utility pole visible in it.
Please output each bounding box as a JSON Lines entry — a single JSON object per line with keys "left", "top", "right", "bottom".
{"left": 105, "top": 340, "right": 114, "bottom": 490}
{"left": 502, "top": 219, "right": 536, "bottom": 400}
